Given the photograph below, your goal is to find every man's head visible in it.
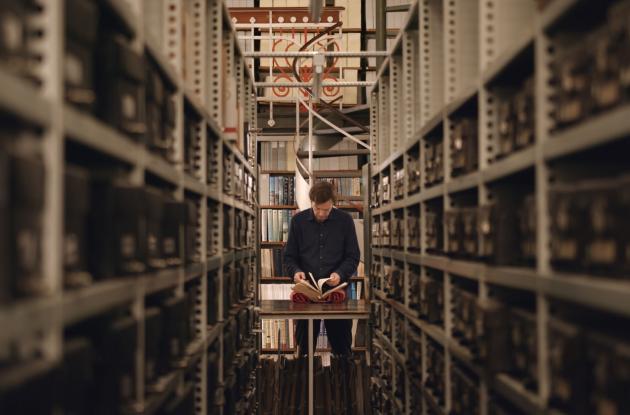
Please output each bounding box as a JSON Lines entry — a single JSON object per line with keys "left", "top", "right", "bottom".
{"left": 309, "top": 181, "right": 336, "bottom": 222}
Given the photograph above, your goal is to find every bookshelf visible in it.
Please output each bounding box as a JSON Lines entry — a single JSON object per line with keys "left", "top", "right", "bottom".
{"left": 260, "top": 241, "right": 286, "bottom": 247}
{"left": 337, "top": 196, "right": 363, "bottom": 201}
{"left": 257, "top": 132, "right": 371, "bottom": 358}
{"left": 260, "top": 170, "right": 294, "bottom": 175}
{"left": 260, "top": 205, "right": 299, "bottom": 209}
{"left": 0, "top": 1, "right": 257, "bottom": 415}
{"left": 261, "top": 276, "right": 368, "bottom": 284}
{"left": 369, "top": 1, "right": 630, "bottom": 414}
{"left": 313, "top": 169, "right": 363, "bottom": 178}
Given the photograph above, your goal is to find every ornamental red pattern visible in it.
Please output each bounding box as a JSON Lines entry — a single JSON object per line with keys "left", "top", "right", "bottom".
{"left": 269, "top": 28, "right": 342, "bottom": 100}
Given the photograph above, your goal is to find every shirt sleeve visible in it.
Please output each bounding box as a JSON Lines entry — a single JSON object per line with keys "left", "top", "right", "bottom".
{"left": 283, "top": 216, "right": 302, "bottom": 278}
{"left": 334, "top": 216, "right": 360, "bottom": 283}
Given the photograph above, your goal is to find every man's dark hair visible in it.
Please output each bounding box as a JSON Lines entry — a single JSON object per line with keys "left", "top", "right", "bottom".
{"left": 309, "top": 181, "right": 336, "bottom": 204}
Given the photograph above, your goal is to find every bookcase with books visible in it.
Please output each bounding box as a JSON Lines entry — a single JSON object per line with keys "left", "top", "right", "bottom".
{"left": 258, "top": 137, "right": 369, "bottom": 358}
{"left": 0, "top": 2, "right": 258, "bottom": 414}
{"left": 259, "top": 139, "right": 297, "bottom": 278}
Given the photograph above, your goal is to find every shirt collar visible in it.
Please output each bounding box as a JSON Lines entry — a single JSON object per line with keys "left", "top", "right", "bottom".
{"left": 308, "top": 206, "right": 338, "bottom": 222}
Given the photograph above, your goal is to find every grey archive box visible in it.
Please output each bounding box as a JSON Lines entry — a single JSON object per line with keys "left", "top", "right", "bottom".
{"left": 112, "top": 185, "right": 147, "bottom": 275}
{"left": 64, "top": 165, "right": 91, "bottom": 288}
{"left": 145, "top": 61, "right": 167, "bottom": 157}
{"left": 144, "top": 187, "right": 166, "bottom": 270}
{"left": 96, "top": 34, "right": 146, "bottom": 139}
{"left": 0, "top": 150, "right": 9, "bottom": 303}
{"left": 0, "top": 0, "right": 37, "bottom": 82}
{"left": 64, "top": 0, "right": 99, "bottom": 110}
{"left": 10, "top": 154, "right": 45, "bottom": 298}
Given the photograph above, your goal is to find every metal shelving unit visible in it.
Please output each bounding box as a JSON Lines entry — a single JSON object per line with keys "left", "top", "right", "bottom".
{"left": 368, "top": 1, "right": 630, "bottom": 415}
{"left": 0, "top": 1, "right": 257, "bottom": 414}
{"left": 0, "top": 69, "right": 53, "bottom": 127}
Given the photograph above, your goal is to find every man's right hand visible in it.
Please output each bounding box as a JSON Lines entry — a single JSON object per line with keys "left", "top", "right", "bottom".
{"left": 294, "top": 272, "right": 306, "bottom": 283}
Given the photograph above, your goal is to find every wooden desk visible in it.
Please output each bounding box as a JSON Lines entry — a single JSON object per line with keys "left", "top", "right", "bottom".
{"left": 258, "top": 300, "right": 370, "bottom": 415}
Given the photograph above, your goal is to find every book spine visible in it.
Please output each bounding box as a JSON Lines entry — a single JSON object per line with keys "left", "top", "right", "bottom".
{"left": 290, "top": 176, "right": 295, "bottom": 206}
{"left": 279, "top": 142, "right": 286, "bottom": 170}
{"left": 260, "top": 173, "right": 269, "bottom": 205}
{"left": 261, "top": 142, "right": 267, "bottom": 170}
{"left": 269, "top": 210, "right": 274, "bottom": 241}
{"left": 282, "top": 210, "right": 289, "bottom": 242}
{"left": 271, "top": 141, "right": 278, "bottom": 170}
{"left": 279, "top": 318, "right": 285, "bottom": 349}
{"left": 273, "top": 249, "right": 280, "bottom": 277}
{"left": 288, "top": 319, "right": 294, "bottom": 348}
{"left": 282, "top": 176, "right": 287, "bottom": 205}
{"left": 262, "top": 209, "right": 267, "bottom": 241}
{"left": 279, "top": 176, "right": 283, "bottom": 206}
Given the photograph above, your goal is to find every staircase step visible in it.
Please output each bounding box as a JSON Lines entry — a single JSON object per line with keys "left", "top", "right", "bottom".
{"left": 339, "top": 104, "right": 370, "bottom": 115}
{"left": 296, "top": 149, "right": 371, "bottom": 158}
{"left": 313, "top": 126, "right": 369, "bottom": 136}
{"left": 313, "top": 170, "right": 362, "bottom": 178}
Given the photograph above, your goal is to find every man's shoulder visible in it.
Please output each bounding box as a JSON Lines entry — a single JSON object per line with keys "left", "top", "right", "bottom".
{"left": 292, "top": 208, "right": 311, "bottom": 222}
{"left": 333, "top": 207, "right": 354, "bottom": 223}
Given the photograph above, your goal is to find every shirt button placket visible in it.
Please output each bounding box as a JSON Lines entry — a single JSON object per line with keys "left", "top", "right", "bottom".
{"left": 319, "top": 230, "right": 324, "bottom": 274}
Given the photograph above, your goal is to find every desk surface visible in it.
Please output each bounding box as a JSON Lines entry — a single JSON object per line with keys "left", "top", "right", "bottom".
{"left": 258, "top": 300, "right": 370, "bottom": 318}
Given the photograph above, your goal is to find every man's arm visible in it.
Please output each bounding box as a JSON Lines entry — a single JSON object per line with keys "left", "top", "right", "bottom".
{"left": 283, "top": 216, "right": 303, "bottom": 278}
{"left": 334, "top": 216, "right": 360, "bottom": 283}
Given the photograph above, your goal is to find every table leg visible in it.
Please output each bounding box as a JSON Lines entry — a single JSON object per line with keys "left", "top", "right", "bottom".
{"left": 308, "top": 318, "right": 313, "bottom": 415}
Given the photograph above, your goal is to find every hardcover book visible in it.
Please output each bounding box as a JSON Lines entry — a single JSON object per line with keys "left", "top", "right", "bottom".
{"left": 290, "top": 273, "right": 347, "bottom": 303}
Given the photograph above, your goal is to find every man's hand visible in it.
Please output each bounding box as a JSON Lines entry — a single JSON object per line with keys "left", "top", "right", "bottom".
{"left": 326, "top": 272, "right": 341, "bottom": 286}
{"left": 293, "top": 272, "right": 306, "bottom": 283}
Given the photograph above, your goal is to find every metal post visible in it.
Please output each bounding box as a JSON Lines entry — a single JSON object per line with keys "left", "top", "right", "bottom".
{"left": 310, "top": 0, "right": 323, "bottom": 23}
{"left": 253, "top": 0, "right": 260, "bottom": 82}
{"left": 376, "top": 0, "right": 386, "bottom": 70}
{"left": 308, "top": 99, "right": 313, "bottom": 184}
{"left": 308, "top": 318, "right": 314, "bottom": 415}
{"left": 296, "top": 99, "right": 300, "bottom": 150}
{"left": 359, "top": 0, "right": 367, "bottom": 104}
{"left": 268, "top": 10, "right": 272, "bottom": 83}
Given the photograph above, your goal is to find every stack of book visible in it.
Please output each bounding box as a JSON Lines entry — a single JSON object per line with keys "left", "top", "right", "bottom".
{"left": 319, "top": 177, "right": 361, "bottom": 198}
{"left": 259, "top": 175, "right": 295, "bottom": 206}
{"left": 262, "top": 318, "right": 295, "bottom": 351}
{"left": 260, "top": 248, "right": 287, "bottom": 277}
{"left": 260, "top": 284, "right": 294, "bottom": 351}
{"left": 260, "top": 209, "right": 293, "bottom": 242}
{"left": 259, "top": 141, "right": 296, "bottom": 171}
{"left": 305, "top": 140, "right": 360, "bottom": 171}
{"left": 257, "top": 355, "right": 371, "bottom": 415}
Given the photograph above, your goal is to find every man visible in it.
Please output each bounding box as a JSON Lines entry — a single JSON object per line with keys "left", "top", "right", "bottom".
{"left": 284, "top": 180, "right": 360, "bottom": 356}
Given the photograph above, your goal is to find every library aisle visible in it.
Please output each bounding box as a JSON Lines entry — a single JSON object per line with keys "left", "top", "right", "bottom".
{"left": 1, "top": 1, "right": 630, "bottom": 415}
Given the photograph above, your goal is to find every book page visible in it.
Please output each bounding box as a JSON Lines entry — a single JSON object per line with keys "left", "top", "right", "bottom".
{"left": 293, "top": 280, "right": 322, "bottom": 301}
{"left": 317, "top": 277, "right": 332, "bottom": 293}
{"left": 308, "top": 272, "right": 318, "bottom": 290}
{"left": 321, "top": 282, "right": 348, "bottom": 299}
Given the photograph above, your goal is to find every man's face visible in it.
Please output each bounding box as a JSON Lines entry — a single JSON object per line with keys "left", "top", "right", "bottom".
{"left": 312, "top": 199, "right": 333, "bottom": 222}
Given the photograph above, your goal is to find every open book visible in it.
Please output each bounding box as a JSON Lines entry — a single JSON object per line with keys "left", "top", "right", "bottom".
{"left": 291, "top": 272, "right": 348, "bottom": 303}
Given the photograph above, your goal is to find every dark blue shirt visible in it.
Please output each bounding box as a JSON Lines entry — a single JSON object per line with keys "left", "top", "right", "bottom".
{"left": 283, "top": 207, "right": 360, "bottom": 283}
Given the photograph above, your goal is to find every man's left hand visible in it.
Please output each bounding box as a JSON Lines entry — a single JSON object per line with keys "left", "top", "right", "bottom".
{"left": 326, "top": 273, "right": 341, "bottom": 286}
